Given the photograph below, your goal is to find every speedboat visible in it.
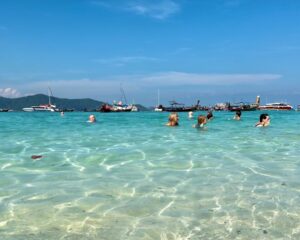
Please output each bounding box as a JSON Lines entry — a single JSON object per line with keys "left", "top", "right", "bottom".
{"left": 258, "top": 103, "right": 293, "bottom": 111}
{"left": 23, "top": 104, "right": 57, "bottom": 112}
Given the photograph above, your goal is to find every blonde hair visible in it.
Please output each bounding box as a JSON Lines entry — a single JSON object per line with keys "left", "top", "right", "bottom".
{"left": 168, "top": 113, "right": 179, "bottom": 126}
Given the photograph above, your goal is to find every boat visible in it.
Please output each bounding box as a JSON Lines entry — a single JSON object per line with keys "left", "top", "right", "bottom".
{"left": 258, "top": 102, "right": 294, "bottom": 111}
{"left": 158, "top": 100, "right": 200, "bottom": 112}
{"left": 0, "top": 108, "right": 9, "bottom": 112}
{"left": 154, "top": 89, "right": 163, "bottom": 112}
{"left": 213, "top": 103, "right": 229, "bottom": 111}
{"left": 228, "top": 102, "right": 258, "bottom": 112}
{"left": 22, "top": 87, "right": 58, "bottom": 112}
{"left": 100, "top": 101, "right": 135, "bottom": 112}
{"left": 99, "top": 85, "right": 138, "bottom": 112}
{"left": 297, "top": 105, "right": 300, "bottom": 111}
{"left": 228, "top": 96, "right": 260, "bottom": 112}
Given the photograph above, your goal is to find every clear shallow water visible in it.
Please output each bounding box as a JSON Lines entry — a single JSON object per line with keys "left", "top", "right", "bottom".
{"left": 0, "top": 111, "right": 300, "bottom": 240}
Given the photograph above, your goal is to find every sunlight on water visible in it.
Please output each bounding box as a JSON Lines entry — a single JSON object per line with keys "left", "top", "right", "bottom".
{"left": 0, "top": 111, "right": 300, "bottom": 239}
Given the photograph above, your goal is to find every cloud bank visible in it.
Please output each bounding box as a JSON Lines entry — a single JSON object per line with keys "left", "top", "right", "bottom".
{"left": 141, "top": 72, "right": 282, "bottom": 85}
{"left": 0, "top": 88, "right": 22, "bottom": 98}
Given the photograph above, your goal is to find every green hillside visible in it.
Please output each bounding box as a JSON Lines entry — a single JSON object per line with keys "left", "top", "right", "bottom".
{"left": 0, "top": 94, "right": 149, "bottom": 111}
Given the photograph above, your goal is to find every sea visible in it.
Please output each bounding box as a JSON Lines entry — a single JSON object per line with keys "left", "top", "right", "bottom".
{"left": 0, "top": 111, "right": 300, "bottom": 240}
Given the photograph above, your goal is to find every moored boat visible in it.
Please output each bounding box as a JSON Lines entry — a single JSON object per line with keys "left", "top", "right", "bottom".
{"left": 22, "top": 87, "right": 58, "bottom": 112}
{"left": 158, "top": 100, "right": 200, "bottom": 112}
{"left": 0, "top": 108, "right": 9, "bottom": 112}
{"left": 258, "top": 103, "right": 293, "bottom": 111}
{"left": 228, "top": 102, "right": 258, "bottom": 112}
{"left": 99, "top": 101, "right": 137, "bottom": 112}
{"left": 228, "top": 96, "right": 260, "bottom": 112}
{"left": 23, "top": 104, "right": 57, "bottom": 112}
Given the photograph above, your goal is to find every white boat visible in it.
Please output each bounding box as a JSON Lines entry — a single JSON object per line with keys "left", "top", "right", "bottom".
{"left": 131, "top": 105, "right": 139, "bottom": 112}
{"left": 23, "top": 87, "right": 58, "bottom": 112}
{"left": 23, "top": 104, "right": 57, "bottom": 112}
{"left": 154, "top": 89, "right": 163, "bottom": 112}
{"left": 258, "top": 102, "right": 293, "bottom": 111}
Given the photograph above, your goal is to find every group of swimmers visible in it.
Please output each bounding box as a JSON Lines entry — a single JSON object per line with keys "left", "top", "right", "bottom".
{"left": 166, "top": 110, "right": 270, "bottom": 128}
{"left": 86, "top": 111, "right": 270, "bottom": 127}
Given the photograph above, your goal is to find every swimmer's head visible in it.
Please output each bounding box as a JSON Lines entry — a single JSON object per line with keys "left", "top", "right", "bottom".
{"left": 259, "top": 113, "right": 269, "bottom": 123}
{"left": 168, "top": 113, "right": 179, "bottom": 126}
{"left": 198, "top": 115, "right": 207, "bottom": 125}
{"left": 207, "top": 111, "right": 213, "bottom": 120}
{"left": 89, "top": 114, "right": 96, "bottom": 122}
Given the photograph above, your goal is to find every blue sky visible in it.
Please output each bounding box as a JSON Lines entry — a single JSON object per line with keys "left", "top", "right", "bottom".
{"left": 1, "top": 0, "right": 300, "bottom": 106}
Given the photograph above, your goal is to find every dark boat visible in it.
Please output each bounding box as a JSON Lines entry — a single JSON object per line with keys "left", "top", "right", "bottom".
{"left": 58, "top": 108, "right": 74, "bottom": 112}
{"left": 157, "top": 100, "right": 200, "bottom": 112}
{"left": 228, "top": 96, "right": 260, "bottom": 112}
{"left": 228, "top": 102, "right": 258, "bottom": 112}
{"left": 0, "top": 108, "right": 9, "bottom": 112}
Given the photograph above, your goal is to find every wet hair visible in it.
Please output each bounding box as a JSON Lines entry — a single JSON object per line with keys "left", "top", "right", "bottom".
{"left": 236, "top": 111, "right": 241, "bottom": 117}
{"left": 198, "top": 115, "right": 206, "bottom": 125}
{"left": 168, "top": 113, "right": 179, "bottom": 126}
{"left": 259, "top": 113, "right": 269, "bottom": 122}
{"left": 206, "top": 112, "right": 213, "bottom": 120}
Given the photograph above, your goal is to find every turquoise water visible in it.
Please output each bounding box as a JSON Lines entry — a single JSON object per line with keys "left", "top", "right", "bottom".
{"left": 0, "top": 111, "right": 300, "bottom": 239}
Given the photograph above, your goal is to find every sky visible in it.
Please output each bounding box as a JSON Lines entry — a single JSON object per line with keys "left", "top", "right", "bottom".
{"left": 1, "top": 0, "right": 300, "bottom": 106}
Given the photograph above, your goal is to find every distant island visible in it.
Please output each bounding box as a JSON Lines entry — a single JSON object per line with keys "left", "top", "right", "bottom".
{"left": 0, "top": 94, "right": 149, "bottom": 112}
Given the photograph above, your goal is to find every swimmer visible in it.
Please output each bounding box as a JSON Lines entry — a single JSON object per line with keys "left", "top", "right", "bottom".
{"left": 188, "top": 111, "right": 193, "bottom": 119}
{"left": 194, "top": 115, "right": 207, "bottom": 129}
{"left": 166, "top": 113, "right": 179, "bottom": 126}
{"left": 207, "top": 111, "right": 214, "bottom": 121}
{"left": 255, "top": 113, "right": 270, "bottom": 127}
{"left": 233, "top": 110, "right": 241, "bottom": 120}
{"left": 88, "top": 114, "right": 96, "bottom": 123}
{"left": 60, "top": 111, "right": 64, "bottom": 116}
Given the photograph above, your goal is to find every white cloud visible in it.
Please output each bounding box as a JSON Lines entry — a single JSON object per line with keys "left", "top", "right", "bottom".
{"left": 0, "top": 88, "right": 22, "bottom": 98}
{"left": 127, "top": 0, "right": 180, "bottom": 19}
{"left": 91, "top": 0, "right": 180, "bottom": 20}
{"left": 93, "top": 56, "right": 160, "bottom": 66}
{"left": 140, "top": 72, "right": 282, "bottom": 85}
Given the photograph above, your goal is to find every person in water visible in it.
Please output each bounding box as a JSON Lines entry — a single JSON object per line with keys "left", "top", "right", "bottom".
{"left": 234, "top": 110, "right": 241, "bottom": 120}
{"left": 194, "top": 115, "right": 207, "bottom": 128}
{"left": 207, "top": 111, "right": 214, "bottom": 121}
{"left": 88, "top": 114, "right": 96, "bottom": 123}
{"left": 166, "top": 113, "right": 179, "bottom": 126}
{"left": 188, "top": 111, "right": 193, "bottom": 119}
{"left": 255, "top": 113, "right": 270, "bottom": 127}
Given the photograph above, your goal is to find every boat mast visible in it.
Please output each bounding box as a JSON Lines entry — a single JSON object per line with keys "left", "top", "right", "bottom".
{"left": 48, "top": 87, "right": 51, "bottom": 105}
{"left": 120, "top": 83, "right": 128, "bottom": 104}
{"left": 157, "top": 89, "right": 160, "bottom": 106}
{"left": 48, "top": 87, "right": 54, "bottom": 106}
